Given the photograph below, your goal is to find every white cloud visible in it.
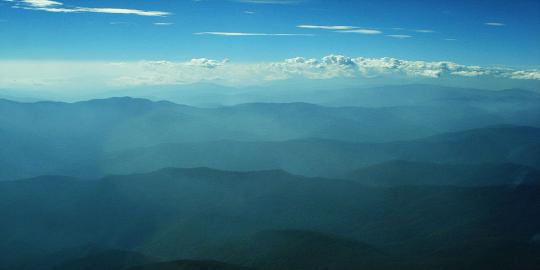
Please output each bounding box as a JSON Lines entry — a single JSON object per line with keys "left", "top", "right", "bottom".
{"left": 154, "top": 22, "right": 173, "bottom": 26}
{"left": 1, "top": 56, "right": 539, "bottom": 91}
{"left": 20, "top": 0, "right": 60, "bottom": 7}
{"left": 298, "top": 25, "right": 383, "bottom": 35}
{"left": 297, "top": 25, "right": 357, "bottom": 30}
{"left": 339, "top": 29, "right": 382, "bottom": 35}
{"left": 415, "top": 29, "right": 435, "bottom": 33}
{"left": 6, "top": 0, "right": 170, "bottom": 16}
{"left": 510, "top": 70, "right": 540, "bottom": 80}
{"left": 485, "top": 22, "right": 505, "bottom": 26}
{"left": 78, "top": 8, "right": 169, "bottom": 16}
{"left": 387, "top": 34, "right": 412, "bottom": 39}
{"left": 188, "top": 58, "right": 229, "bottom": 68}
{"left": 195, "top": 32, "right": 313, "bottom": 36}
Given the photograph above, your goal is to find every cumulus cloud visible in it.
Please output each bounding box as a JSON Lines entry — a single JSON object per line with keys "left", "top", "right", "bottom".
{"left": 188, "top": 58, "right": 229, "bottom": 68}
{"left": 108, "top": 56, "right": 540, "bottom": 86}
{"left": 5, "top": 0, "right": 170, "bottom": 16}
{"left": 510, "top": 70, "right": 540, "bottom": 80}
{"left": 1, "top": 55, "right": 539, "bottom": 91}
{"left": 265, "top": 55, "right": 359, "bottom": 80}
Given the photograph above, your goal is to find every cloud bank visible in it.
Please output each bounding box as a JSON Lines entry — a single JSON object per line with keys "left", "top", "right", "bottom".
{"left": 1, "top": 55, "right": 539, "bottom": 91}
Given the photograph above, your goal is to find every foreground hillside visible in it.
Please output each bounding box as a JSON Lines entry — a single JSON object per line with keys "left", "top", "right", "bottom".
{"left": 346, "top": 160, "right": 540, "bottom": 186}
{"left": 1, "top": 168, "right": 539, "bottom": 270}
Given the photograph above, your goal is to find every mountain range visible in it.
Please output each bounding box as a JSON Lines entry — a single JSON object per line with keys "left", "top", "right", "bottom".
{"left": 2, "top": 84, "right": 540, "bottom": 269}
{"left": 1, "top": 85, "right": 540, "bottom": 181}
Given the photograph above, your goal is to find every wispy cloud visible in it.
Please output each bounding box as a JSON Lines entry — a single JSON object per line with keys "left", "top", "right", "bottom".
{"left": 485, "top": 22, "right": 505, "bottom": 26}
{"left": 387, "top": 34, "right": 412, "bottom": 39}
{"left": 298, "top": 25, "right": 439, "bottom": 37}
{"left": 19, "top": 0, "right": 60, "bottom": 7}
{"left": 298, "top": 25, "right": 383, "bottom": 35}
{"left": 195, "top": 32, "right": 313, "bottom": 36}
{"left": 339, "top": 29, "right": 382, "bottom": 35}
{"left": 5, "top": 0, "right": 170, "bottom": 16}
{"left": 244, "top": 10, "right": 256, "bottom": 14}
{"left": 390, "top": 27, "right": 436, "bottom": 34}
{"left": 415, "top": 29, "right": 435, "bottom": 33}
{"left": 297, "top": 25, "right": 357, "bottom": 30}
{"left": 154, "top": 22, "right": 173, "bottom": 26}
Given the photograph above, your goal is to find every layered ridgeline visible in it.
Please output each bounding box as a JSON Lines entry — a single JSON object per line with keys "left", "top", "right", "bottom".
{"left": 1, "top": 168, "right": 539, "bottom": 270}
{"left": 105, "top": 126, "right": 540, "bottom": 179}
{"left": 83, "top": 83, "right": 540, "bottom": 109}
{"left": 2, "top": 85, "right": 540, "bottom": 269}
{"left": 2, "top": 123, "right": 540, "bottom": 181}
{"left": 1, "top": 84, "right": 540, "bottom": 181}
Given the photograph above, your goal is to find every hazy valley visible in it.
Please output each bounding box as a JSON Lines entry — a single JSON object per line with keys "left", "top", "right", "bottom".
{"left": 0, "top": 83, "right": 539, "bottom": 269}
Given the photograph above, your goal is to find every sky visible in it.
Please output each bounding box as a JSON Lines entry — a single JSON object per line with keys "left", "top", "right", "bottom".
{"left": 0, "top": 0, "right": 539, "bottom": 96}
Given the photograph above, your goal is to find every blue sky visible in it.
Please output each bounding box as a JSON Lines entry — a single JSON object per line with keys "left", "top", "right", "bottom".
{"left": 0, "top": 0, "right": 539, "bottom": 96}
{"left": 1, "top": 0, "right": 539, "bottom": 67}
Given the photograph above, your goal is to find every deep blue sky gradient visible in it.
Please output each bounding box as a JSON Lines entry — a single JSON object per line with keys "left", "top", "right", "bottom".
{"left": 0, "top": 0, "right": 539, "bottom": 67}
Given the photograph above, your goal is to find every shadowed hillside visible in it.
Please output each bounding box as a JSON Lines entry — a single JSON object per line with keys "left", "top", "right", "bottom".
{"left": 346, "top": 160, "right": 540, "bottom": 186}
{"left": 1, "top": 168, "right": 539, "bottom": 270}
{"left": 127, "top": 260, "right": 254, "bottom": 270}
